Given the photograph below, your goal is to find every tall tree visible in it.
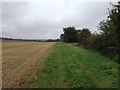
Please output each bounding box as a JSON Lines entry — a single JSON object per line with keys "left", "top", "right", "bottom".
{"left": 63, "top": 27, "right": 78, "bottom": 43}
{"left": 78, "top": 28, "right": 91, "bottom": 48}
{"left": 96, "top": 2, "right": 120, "bottom": 59}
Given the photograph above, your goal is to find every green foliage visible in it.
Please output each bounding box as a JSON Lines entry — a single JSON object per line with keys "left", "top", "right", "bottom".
{"left": 62, "top": 27, "right": 78, "bottom": 43}
{"left": 78, "top": 28, "right": 92, "bottom": 48}
{"left": 20, "top": 43, "right": 119, "bottom": 88}
{"left": 59, "top": 2, "right": 119, "bottom": 61}
{"left": 60, "top": 34, "right": 64, "bottom": 41}
{"left": 94, "top": 2, "right": 119, "bottom": 60}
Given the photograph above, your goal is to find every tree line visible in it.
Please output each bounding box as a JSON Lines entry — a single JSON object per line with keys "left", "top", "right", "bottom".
{"left": 1, "top": 37, "right": 61, "bottom": 42}
{"left": 60, "top": 2, "right": 119, "bottom": 63}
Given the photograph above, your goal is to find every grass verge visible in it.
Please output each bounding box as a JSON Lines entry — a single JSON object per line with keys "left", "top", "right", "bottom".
{"left": 20, "top": 43, "right": 119, "bottom": 88}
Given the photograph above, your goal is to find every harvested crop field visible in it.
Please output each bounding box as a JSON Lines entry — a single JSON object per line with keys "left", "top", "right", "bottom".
{"left": 2, "top": 41, "right": 55, "bottom": 88}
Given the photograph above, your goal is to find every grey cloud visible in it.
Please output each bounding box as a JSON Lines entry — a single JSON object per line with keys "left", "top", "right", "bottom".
{"left": 2, "top": 1, "right": 111, "bottom": 39}
{"left": 2, "top": 2, "right": 28, "bottom": 21}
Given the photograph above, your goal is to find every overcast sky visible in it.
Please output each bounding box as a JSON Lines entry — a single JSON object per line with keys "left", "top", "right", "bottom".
{"left": 1, "top": 0, "right": 117, "bottom": 39}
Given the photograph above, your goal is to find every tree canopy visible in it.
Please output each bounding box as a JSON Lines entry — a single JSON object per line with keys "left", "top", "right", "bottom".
{"left": 60, "top": 2, "right": 119, "bottom": 62}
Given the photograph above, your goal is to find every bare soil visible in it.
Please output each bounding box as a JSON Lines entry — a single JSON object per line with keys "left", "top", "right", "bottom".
{"left": 2, "top": 41, "right": 55, "bottom": 88}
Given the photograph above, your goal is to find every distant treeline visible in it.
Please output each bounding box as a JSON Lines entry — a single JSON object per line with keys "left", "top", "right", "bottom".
{"left": 46, "top": 39, "right": 61, "bottom": 42}
{"left": 1, "top": 37, "right": 61, "bottom": 42}
{"left": 60, "top": 2, "right": 119, "bottom": 62}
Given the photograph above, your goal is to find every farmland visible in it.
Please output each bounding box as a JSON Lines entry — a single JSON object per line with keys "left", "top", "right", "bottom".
{"left": 2, "top": 41, "right": 55, "bottom": 88}
{"left": 1, "top": 41, "right": 119, "bottom": 88}
{"left": 2, "top": 1, "right": 119, "bottom": 89}
{"left": 20, "top": 43, "right": 118, "bottom": 88}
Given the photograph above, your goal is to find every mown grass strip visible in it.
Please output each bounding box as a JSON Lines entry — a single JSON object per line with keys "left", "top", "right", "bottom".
{"left": 20, "top": 43, "right": 118, "bottom": 88}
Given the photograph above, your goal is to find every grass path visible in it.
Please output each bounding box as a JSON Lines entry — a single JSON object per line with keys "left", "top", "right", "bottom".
{"left": 20, "top": 43, "right": 118, "bottom": 88}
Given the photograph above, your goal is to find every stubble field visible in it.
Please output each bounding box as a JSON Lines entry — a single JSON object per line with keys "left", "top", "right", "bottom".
{"left": 2, "top": 41, "right": 55, "bottom": 88}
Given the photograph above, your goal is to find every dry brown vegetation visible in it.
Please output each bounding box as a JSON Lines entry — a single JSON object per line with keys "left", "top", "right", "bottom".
{"left": 2, "top": 41, "right": 55, "bottom": 88}
{"left": 0, "top": 40, "right": 2, "bottom": 89}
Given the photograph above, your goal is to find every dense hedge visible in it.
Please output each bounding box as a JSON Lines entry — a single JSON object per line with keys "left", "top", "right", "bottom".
{"left": 60, "top": 2, "right": 119, "bottom": 62}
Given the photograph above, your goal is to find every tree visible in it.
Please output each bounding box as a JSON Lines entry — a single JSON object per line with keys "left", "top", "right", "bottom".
{"left": 95, "top": 2, "right": 120, "bottom": 59}
{"left": 78, "top": 28, "right": 91, "bottom": 48}
{"left": 63, "top": 27, "right": 78, "bottom": 43}
{"left": 60, "top": 34, "right": 64, "bottom": 41}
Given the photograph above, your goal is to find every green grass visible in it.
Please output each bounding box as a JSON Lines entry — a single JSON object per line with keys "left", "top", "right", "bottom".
{"left": 20, "top": 43, "right": 119, "bottom": 88}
